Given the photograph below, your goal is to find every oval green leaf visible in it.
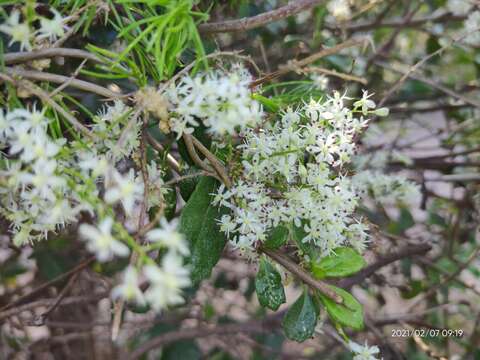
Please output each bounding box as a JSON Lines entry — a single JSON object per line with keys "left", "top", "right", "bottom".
{"left": 282, "top": 289, "right": 318, "bottom": 342}
{"left": 311, "top": 247, "right": 366, "bottom": 279}
{"left": 318, "top": 285, "right": 364, "bottom": 330}
{"left": 255, "top": 257, "right": 286, "bottom": 311}
{"left": 179, "top": 176, "right": 228, "bottom": 284}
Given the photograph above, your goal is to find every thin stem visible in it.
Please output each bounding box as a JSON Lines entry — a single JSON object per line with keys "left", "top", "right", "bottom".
{"left": 190, "top": 135, "right": 232, "bottom": 188}
{"left": 261, "top": 248, "right": 343, "bottom": 304}
{"left": 4, "top": 67, "right": 121, "bottom": 99}
{"left": 4, "top": 48, "right": 101, "bottom": 65}
{"left": 198, "top": 0, "right": 324, "bottom": 34}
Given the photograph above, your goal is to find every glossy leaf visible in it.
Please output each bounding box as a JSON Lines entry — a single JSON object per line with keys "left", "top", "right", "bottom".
{"left": 311, "top": 247, "right": 366, "bottom": 279}
{"left": 255, "top": 257, "right": 286, "bottom": 311}
{"left": 179, "top": 176, "right": 228, "bottom": 284}
{"left": 318, "top": 285, "right": 364, "bottom": 330}
{"left": 282, "top": 290, "right": 318, "bottom": 342}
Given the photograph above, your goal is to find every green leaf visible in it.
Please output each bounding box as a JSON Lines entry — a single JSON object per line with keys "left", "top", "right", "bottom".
{"left": 263, "top": 225, "right": 289, "bottom": 249}
{"left": 255, "top": 257, "right": 286, "bottom": 311}
{"left": 311, "top": 247, "right": 366, "bottom": 279}
{"left": 179, "top": 176, "right": 228, "bottom": 284}
{"left": 282, "top": 289, "right": 318, "bottom": 342}
{"left": 252, "top": 93, "right": 280, "bottom": 112}
{"left": 163, "top": 187, "right": 177, "bottom": 221}
{"left": 291, "top": 223, "right": 317, "bottom": 260}
{"left": 179, "top": 166, "right": 202, "bottom": 202}
{"left": 318, "top": 285, "right": 364, "bottom": 330}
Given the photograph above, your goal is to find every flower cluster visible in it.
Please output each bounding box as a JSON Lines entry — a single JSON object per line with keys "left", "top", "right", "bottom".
{"left": 352, "top": 123, "right": 420, "bottom": 205}
{"left": 0, "top": 102, "right": 190, "bottom": 312}
{"left": 166, "top": 65, "right": 263, "bottom": 137}
{"left": 215, "top": 91, "right": 388, "bottom": 256}
{"left": 108, "top": 218, "right": 191, "bottom": 311}
{"left": 0, "top": 7, "right": 68, "bottom": 51}
{"left": 0, "top": 108, "right": 81, "bottom": 245}
{"left": 353, "top": 170, "right": 420, "bottom": 205}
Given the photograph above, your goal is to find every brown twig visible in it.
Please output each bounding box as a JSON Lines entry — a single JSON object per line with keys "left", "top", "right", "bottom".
{"left": 251, "top": 37, "right": 368, "bottom": 87}
{"left": 30, "top": 271, "right": 81, "bottom": 326}
{"left": 49, "top": 59, "right": 88, "bottom": 98}
{"left": 376, "top": 61, "right": 480, "bottom": 109}
{"left": 0, "top": 294, "right": 106, "bottom": 323}
{"left": 18, "top": 79, "right": 97, "bottom": 140}
{"left": 145, "top": 132, "right": 181, "bottom": 174}
{"left": 189, "top": 135, "right": 232, "bottom": 188}
{"left": 337, "top": 243, "right": 432, "bottom": 288}
{"left": 182, "top": 133, "right": 214, "bottom": 173}
{"left": 198, "top": 0, "right": 324, "bottom": 34}
{"left": 406, "top": 246, "right": 480, "bottom": 310}
{"left": 340, "top": 12, "right": 466, "bottom": 32}
{"left": 4, "top": 67, "right": 121, "bottom": 99}
{"left": 4, "top": 48, "right": 101, "bottom": 65}
{"left": 0, "top": 256, "right": 95, "bottom": 312}
{"left": 127, "top": 316, "right": 282, "bottom": 359}
{"left": 303, "top": 66, "right": 368, "bottom": 84}
{"left": 260, "top": 248, "right": 343, "bottom": 304}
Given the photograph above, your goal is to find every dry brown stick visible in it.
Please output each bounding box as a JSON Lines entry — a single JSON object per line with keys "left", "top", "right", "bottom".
{"left": 415, "top": 256, "right": 480, "bottom": 297}
{"left": 31, "top": 271, "right": 81, "bottom": 326}
{"left": 250, "top": 37, "right": 368, "bottom": 87}
{"left": 261, "top": 248, "right": 343, "bottom": 304}
{"left": 0, "top": 256, "right": 95, "bottom": 313}
{"left": 406, "top": 246, "right": 480, "bottom": 310}
{"left": 337, "top": 243, "right": 432, "bottom": 288}
{"left": 145, "top": 132, "right": 181, "bottom": 174}
{"left": 19, "top": 79, "right": 97, "bottom": 140}
{"left": 0, "top": 74, "right": 94, "bottom": 139}
{"left": 4, "top": 67, "right": 121, "bottom": 99}
{"left": 302, "top": 66, "right": 367, "bottom": 84}
{"left": 49, "top": 59, "right": 88, "bottom": 98}
{"left": 198, "top": 0, "right": 324, "bottom": 34}
{"left": 189, "top": 135, "right": 232, "bottom": 188}
{"left": 339, "top": 12, "right": 466, "bottom": 32}
{"left": 4, "top": 48, "right": 101, "bottom": 65}
{"left": 376, "top": 61, "right": 480, "bottom": 109}
{"left": 377, "top": 26, "right": 479, "bottom": 107}
{"left": 182, "top": 133, "right": 214, "bottom": 173}
{"left": 0, "top": 294, "right": 106, "bottom": 323}
{"left": 127, "top": 316, "right": 281, "bottom": 360}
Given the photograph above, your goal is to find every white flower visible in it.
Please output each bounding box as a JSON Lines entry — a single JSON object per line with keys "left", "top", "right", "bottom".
{"left": 145, "top": 218, "right": 189, "bottom": 256}
{"left": 216, "top": 91, "right": 381, "bottom": 255}
{"left": 0, "top": 11, "right": 32, "bottom": 51}
{"left": 79, "top": 217, "right": 129, "bottom": 262}
{"left": 354, "top": 90, "right": 376, "bottom": 115}
{"left": 19, "top": 159, "right": 65, "bottom": 201}
{"left": 144, "top": 252, "right": 190, "bottom": 311}
{"left": 167, "top": 66, "right": 263, "bottom": 137}
{"left": 104, "top": 169, "right": 144, "bottom": 216}
{"left": 348, "top": 341, "right": 380, "bottom": 360}
{"left": 111, "top": 266, "right": 145, "bottom": 305}
{"left": 447, "top": 0, "right": 473, "bottom": 16}
{"left": 311, "top": 74, "right": 329, "bottom": 90}
{"left": 327, "top": 0, "right": 351, "bottom": 21}
{"left": 37, "top": 9, "right": 67, "bottom": 42}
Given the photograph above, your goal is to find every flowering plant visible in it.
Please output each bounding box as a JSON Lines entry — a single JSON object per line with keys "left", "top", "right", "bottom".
{"left": 1, "top": 1, "right": 478, "bottom": 359}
